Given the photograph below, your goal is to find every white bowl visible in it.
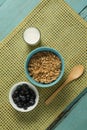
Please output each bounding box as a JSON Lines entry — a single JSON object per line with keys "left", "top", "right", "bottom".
{"left": 9, "top": 82, "right": 39, "bottom": 112}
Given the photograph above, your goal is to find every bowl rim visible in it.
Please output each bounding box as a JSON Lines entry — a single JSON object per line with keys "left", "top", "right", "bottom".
{"left": 9, "top": 82, "right": 39, "bottom": 112}
{"left": 25, "top": 47, "right": 64, "bottom": 88}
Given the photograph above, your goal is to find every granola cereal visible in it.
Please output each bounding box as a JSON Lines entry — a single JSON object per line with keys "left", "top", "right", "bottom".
{"left": 28, "top": 51, "right": 61, "bottom": 83}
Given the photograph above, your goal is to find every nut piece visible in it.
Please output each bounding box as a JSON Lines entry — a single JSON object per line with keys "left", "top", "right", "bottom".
{"left": 28, "top": 51, "right": 61, "bottom": 83}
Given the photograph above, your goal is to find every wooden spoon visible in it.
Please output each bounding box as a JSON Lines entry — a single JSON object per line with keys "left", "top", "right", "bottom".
{"left": 45, "top": 65, "right": 84, "bottom": 105}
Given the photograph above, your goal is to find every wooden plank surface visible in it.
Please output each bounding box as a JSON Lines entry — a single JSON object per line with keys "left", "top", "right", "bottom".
{"left": 47, "top": 88, "right": 87, "bottom": 130}
{"left": 65, "top": 0, "right": 87, "bottom": 13}
{"left": 0, "top": 0, "right": 41, "bottom": 41}
{"left": 0, "top": 0, "right": 87, "bottom": 41}
{"left": 0, "top": 0, "right": 7, "bottom": 6}
{"left": 52, "top": 89, "right": 87, "bottom": 130}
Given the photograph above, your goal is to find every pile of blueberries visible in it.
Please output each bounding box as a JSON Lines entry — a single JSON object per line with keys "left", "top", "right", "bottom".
{"left": 12, "top": 83, "right": 36, "bottom": 110}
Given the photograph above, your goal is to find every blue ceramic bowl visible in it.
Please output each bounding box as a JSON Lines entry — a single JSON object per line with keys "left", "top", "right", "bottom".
{"left": 25, "top": 47, "right": 64, "bottom": 88}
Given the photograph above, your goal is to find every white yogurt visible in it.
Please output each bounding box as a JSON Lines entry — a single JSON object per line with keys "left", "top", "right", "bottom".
{"left": 23, "top": 27, "right": 41, "bottom": 46}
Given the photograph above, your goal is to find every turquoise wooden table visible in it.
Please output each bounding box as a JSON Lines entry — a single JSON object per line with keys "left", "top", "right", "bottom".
{"left": 0, "top": 0, "right": 87, "bottom": 130}
{"left": 49, "top": 88, "right": 87, "bottom": 130}
{"left": 0, "top": 0, "right": 87, "bottom": 42}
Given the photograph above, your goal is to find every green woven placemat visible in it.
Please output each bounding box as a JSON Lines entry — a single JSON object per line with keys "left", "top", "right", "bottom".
{"left": 0, "top": 0, "right": 87, "bottom": 130}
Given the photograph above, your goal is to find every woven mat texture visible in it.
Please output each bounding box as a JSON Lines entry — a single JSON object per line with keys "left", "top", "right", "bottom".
{"left": 0, "top": 0, "right": 87, "bottom": 130}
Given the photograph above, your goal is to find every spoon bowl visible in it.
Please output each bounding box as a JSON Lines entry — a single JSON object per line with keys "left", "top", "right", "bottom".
{"left": 67, "top": 65, "right": 84, "bottom": 81}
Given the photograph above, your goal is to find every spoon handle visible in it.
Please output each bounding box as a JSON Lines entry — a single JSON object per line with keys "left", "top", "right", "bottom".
{"left": 45, "top": 79, "right": 70, "bottom": 105}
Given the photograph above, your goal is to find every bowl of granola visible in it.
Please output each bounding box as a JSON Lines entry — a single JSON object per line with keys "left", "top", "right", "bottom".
{"left": 25, "top": 47, "right": 64, "bottom": 88}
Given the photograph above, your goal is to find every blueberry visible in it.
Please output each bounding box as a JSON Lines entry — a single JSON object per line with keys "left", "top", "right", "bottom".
{"left": 26, "top": 97, "right": 30, "bottom": 101}
{"left": 13, "top": 97, "right": 17, "bottom": 103}
{"left": 26, "top": 94, "right": 30, "bottom": 98}
{"left": 29, "top": 99, "right": 35, "bottom": 106}
{"left": 27, "top": 102, "right": 31, "bottom": 107}
{"left": 12, "top": 93, "right": 17, "bottom": 98}
{"left": 22, "top": 87, "right": 26, "bottom": 91}
{"left": 22, "top": 84, "right": 29, "bottom": 89}
{"left": 20, "top": 95, "right": 26, "bottom": 102}
{"left": 23, "top": 104, "right": 28, "bottom": 110}
{"left": 19, "top": 94, "right": 23, "bottom": 99}
{"left": 17, "top": 102, "right": 23, "bottom": 108}
{"left": 25, "top": 90, "right": 29, "bottom": 95}
{"left": 30, "top": 89, "right": 35, "bottom": 95}
{"left": 16, "top": 85, "right": 21, "bottom": 91}
{"left": 14, "top": 90, "right": 19, "bottom": 96}
{"left": 31, "top": 95, "right": 36, "bottom": 100}
{"left": 21, "top": 84, "right": 29, "bottom": 91}
{"left": 20, "top": 90, "right": 25, "bottom": 95}
{"left": 13, "top": 97, "right": 20, "bottom": 103}
{"left": 14, "top": 90, "right": 18, "bottom": 94}
{"left": 23, "top": 83, "right": 29, "bottom": 88}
